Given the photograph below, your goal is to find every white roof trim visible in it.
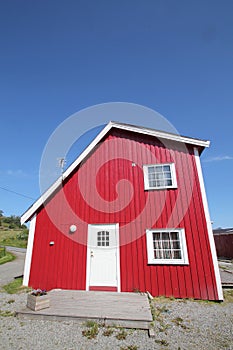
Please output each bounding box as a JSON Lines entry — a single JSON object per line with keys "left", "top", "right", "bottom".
{"left": 21, "top": 121, "right": 210, "bottom": 224}
{"left": 111, "top": 122, "right": 210, "bottom": 148}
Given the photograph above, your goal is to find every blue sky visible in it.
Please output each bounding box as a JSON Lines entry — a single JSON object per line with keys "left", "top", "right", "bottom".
{"left": 0, "top": 0, "right": 232, "bottom": 228}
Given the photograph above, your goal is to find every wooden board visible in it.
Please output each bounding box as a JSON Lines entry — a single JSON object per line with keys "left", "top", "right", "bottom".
{"left": 17, "top": 290, "right": 153, "bottom": 329}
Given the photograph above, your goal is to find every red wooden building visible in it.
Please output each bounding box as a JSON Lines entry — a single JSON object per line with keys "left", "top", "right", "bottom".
{"left": 21, "top": 122, "right": 223, "bottom": 300}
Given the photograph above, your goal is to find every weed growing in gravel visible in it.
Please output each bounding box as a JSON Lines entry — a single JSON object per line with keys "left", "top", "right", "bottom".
{"left": 7, "top": 299, "right": 15, "bottom": 304}
{"left": 120, "top": 345, "right": 138, "bottom": 350}
{"left": 82, "top": 322, "right": 99, "bottom": 339}
{"left": 156, "top": 305, "right": 170, "bottom": 315}
{"left": 103, "top": 327, "right": 114, "bottom": 336}
{"left": 0, "top": 310, "right": 14, "bottom": 317}
{"left": 155, "top": 339, "right": 169, "bottom": 346}
{"left": 158, "top": 322, "right": 170, "bottom": 333}
{"left": 82, "top": 324, "right": 99, "bottom": 339}
{"left": 172, "top": 317, "right": 189, "bottom": 329}
{"left": 116, "top": 328, "right": 128, "bottom": 340}
{"left": 84, "top": 320, "right": 98, "bottom": 328}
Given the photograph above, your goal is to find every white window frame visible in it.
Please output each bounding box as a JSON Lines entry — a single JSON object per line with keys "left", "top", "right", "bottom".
{"left": 143, "top": 163, "right": 177, "bottom": 190}
{"left": 146, "top": 228, "right": 189, "bottom": 265}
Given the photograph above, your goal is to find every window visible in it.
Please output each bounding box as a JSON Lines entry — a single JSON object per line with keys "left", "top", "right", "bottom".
{"left": 146, "top": 229, "right": 189, "bottom": 264}
{"left": 143, "top": 163, "right": 177, "bottom": 190}
{"left": 97, "top": 231, "right": 110, "bottom": 246}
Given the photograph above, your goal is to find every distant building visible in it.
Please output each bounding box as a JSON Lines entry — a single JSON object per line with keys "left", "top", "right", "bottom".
{"left": 213, "top": 228, "right": 233, "bottom": 259}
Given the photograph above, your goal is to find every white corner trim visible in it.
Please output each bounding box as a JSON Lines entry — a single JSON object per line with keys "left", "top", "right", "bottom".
{"left": 194, "top": 148, "right": 223, "bottom": 300}
{"left": 23, "top": 215, "right": 36, "bottom": 286}
{"left": 86, "top": 229, "right": 90, "bottom": 291}
{"left": 116, "top": 223, "right": 121, "bottom": 292}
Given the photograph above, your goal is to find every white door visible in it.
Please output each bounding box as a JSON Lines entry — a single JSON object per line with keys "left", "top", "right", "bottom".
{"left": 86, "top": 224, "right": 120, "bottom": 291}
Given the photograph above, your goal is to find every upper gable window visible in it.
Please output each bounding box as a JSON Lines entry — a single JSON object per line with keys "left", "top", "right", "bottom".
{"left": 143, "top": 163, "right": 177, "bottom": 190}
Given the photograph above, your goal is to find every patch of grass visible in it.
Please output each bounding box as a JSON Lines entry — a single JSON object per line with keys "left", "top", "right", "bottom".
{"left": 0, "top": 251, "right": 15, "bottom": 265}
{"left": 82, "top": 321, "right": 99, "bottom": 339}
{"left": 116, "top": 328, "right": 128, "bottom": 340}
{"left": 150, "top": 301, "right": 170, "bottom": 321}
{"left": 0, "top": 228, "right": 28, "bottom": 248}
{"left": 0, "top": 310, "right": 15, "bottom": 317}
{"left": 223, "top": 289, "right": 233, "bottom": 303}
{"left": 2, "top": 277, "right": 29, "bottom": 294}
{"left": 84, "top": 320, "right": 98, "bottom": 328}
{"left": 120, "top": 346, "right": 138, "bottom": 350}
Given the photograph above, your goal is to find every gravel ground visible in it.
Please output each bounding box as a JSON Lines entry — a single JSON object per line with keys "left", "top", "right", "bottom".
{"left": 0, "top": 291, "right": 232, "bottom": 350}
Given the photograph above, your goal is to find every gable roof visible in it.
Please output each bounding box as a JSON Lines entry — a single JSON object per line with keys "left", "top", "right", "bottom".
{"left": 213, "top": 228, "right": 233, "bottom": 235}
{"left": 21, "top": 121, "right": 210, "bottom": 224}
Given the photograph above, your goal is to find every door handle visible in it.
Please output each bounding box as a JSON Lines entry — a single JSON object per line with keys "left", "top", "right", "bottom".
{"left": 90, "top": 250, "right": 94, "bottom": 257}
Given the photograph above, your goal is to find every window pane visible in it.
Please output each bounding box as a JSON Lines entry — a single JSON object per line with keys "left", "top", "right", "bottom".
{"left": 163, "top": 232, "right": 169, "bottom": 240}
{"left": 153, "top": 232, "right": 160, "bottom": 240}
{"left": 170, "top": 232, "right": 178, "bottom": 240}
{"left": 173, "top": 250, "right": 182, "bottom": 259}
{"left": 163, "top": 165, "right": 170, "bottom": 172}
{"left": 148, "top": 173, "right": 155, "bottom": 180}
{"left": 164, "top": 172, "right": 172, "bottom": 179}
{"left": 165, "top": 180, "right": 172, "bottom": 186}
{"left": 148, "top": 166, "right": 154, "bottom": 173}
{"left": 172, "top": 241, "right": 180, "bottom": 249}
{"left": 156, "top": 166, "right": 162, "bottom": 172}
{"left": 164, "top": 250, "right": 172, "bottom": 259}
{"left": 149, "top": 180, "right": 156, "bottom": 187}
{"left": 154, "top": 250, "right": 163, "bottom": 259}
{"left": 155, "top": 172, "right": 163, "bottom": 180}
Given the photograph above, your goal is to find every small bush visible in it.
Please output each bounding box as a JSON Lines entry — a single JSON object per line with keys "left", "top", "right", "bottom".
{"left": 16, "top": 230, "right": 29, "bottom": 240}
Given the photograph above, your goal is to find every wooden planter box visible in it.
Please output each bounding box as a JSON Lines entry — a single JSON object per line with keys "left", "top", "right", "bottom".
{"left": 27, "top": 294, "right": 50, "bottom": 311}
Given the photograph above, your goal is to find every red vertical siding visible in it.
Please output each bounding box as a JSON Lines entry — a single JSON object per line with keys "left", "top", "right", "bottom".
{"left": 28, "top": 129, "right": 219, "bottom": 300}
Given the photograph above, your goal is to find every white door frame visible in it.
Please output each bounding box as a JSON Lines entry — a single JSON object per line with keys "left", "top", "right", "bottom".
{"left": 86, "top": 223, "right": 121, "bottom": 292}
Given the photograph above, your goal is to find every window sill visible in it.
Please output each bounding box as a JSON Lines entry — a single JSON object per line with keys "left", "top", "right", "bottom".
{"left": 147, "top": 261, "right": 189, "bottom": 265}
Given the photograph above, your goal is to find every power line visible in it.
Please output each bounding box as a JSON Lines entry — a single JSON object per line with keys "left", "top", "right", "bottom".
{"left": 0, "top": 186, "right": 35, "bottom": 200}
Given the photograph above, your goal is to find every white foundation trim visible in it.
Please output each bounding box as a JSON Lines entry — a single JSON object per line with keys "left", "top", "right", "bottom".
{"left": 23, "top": 215, "right": 36, "bottom": 286}
{"left": 194, "top": 148, "right": 223, "bottom": 300}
